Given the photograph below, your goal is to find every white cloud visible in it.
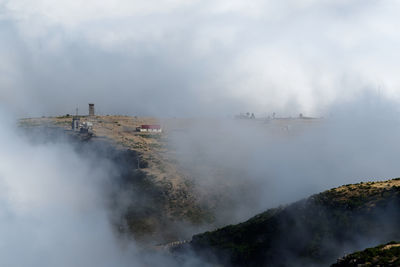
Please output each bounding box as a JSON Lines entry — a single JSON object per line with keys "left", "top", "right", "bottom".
{"left": 1, "top": 0, "right": 400, "bottom": 117}
{"left": 0, "top": 112, "right": 140, "bottom": 266}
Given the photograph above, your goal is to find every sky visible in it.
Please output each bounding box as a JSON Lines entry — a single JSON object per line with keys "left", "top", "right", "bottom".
{"left": 1, "top": 2, "right": 400, "bottom": 265}
{"left": 1, "top": 0, "right": 400, "bottom": 117}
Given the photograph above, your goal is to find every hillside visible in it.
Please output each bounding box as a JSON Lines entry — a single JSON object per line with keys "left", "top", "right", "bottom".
{"left": 19, "top": 115, "right": 214, "bottom": 244}
{"left": 175, "top": 178, "right": 400, "bottom": 266}
{"left": 332, "top": 241, "right": 400, "bottom": 266}
{"left": 19, "top": 115, "right": 322, "bottom": 245}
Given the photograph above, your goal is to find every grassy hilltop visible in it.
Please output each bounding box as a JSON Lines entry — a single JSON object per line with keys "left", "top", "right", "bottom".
{"left": 332, "top": 241, "right": 400, "bottom": 266}
{"left": 178, "top": 178, "right": 400, "bottom": 266}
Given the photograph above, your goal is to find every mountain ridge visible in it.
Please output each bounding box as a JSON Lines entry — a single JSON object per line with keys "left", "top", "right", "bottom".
{"left": 174, "top": 178, "right": 400, "bottom": 266}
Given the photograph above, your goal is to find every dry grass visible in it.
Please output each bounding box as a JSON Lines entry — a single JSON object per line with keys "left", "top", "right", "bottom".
{"left": 334, "top": 179, "right": 400, "bottom": 193}
{"left": 382, "top": 243, "right": 400, "bottom": 250}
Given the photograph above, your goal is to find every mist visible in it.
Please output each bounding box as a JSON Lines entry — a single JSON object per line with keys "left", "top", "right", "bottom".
{"left": 0, "top": 110, "right": 188, "bottom": 267}
{"left": 2, "top": 0, "right": 400, "bottom": 117}
{"left": 2, "top": 96, "right": 399, "bottom": 266}
{"left": 0, "top": 113, "right": 132, "bottom": 266}
{"left": 1, "top": 0, "right": 400, "bottom": 265}
{"left": 167, "top": 94, "right": 400, "bottom": 223}
{"left": 0, "top": 107, "right": 223, "bottom": 267}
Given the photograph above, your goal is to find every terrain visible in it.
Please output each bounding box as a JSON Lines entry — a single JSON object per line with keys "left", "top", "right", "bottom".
{"left": 19, "top": 114, "right": 321, "bottom": 246}
{"left": 332, "top": 241, "right": 400, "bottom": 266}
{"left": 17, "top": 115, "right": 400, "bottom": 266}
{"left": 19, "top": 115, "right": 214, "bottom": 244}
{"left": 174, "top": 178, "right": 400, "bottom": 266}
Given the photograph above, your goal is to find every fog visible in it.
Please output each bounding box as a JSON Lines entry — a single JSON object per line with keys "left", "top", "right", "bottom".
{"left": 1, "top": 0, "right": 400, "bottom": 117}
{"left": 0, "top": 109, "right": 219, "bottom": 266}
{"left": 0, "top": 113, "right": 135, "bottom": 266}
{"left": 1, "top": 96, "right": 398, "bottom": 265}
{"left": 168, "top": 94, "right": 400, "bottom": 223}
{"left": 1, "top": 0, "right": 400, "bottom": 265}
{"left": 0, "top": 111, "right": 191, "bottom": 266}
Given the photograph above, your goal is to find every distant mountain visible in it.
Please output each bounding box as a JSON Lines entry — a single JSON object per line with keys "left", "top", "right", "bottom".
{"left": 332, "top": 241, "right": 400, "bottom": 266}
{"left": 175, "top": 178, "right": 400, "bottom": 266}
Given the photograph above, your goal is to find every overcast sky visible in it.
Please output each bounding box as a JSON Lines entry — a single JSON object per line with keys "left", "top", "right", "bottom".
{"left": 1, "top": 0, "right": 400, "bottom": 117}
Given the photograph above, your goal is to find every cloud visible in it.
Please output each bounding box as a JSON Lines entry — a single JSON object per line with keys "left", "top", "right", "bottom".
{"left": 1, "top": 0, "right": 400, "bottom": 117}
{"left": 0, "top": 112, "right": 142, "bottom": 266}
{"left": 167, "top": 94, "right": 400, "bottom": 223}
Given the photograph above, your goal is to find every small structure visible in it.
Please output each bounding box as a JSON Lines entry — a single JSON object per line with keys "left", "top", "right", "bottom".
{"left": 89, "top": 103, "right": 95, "bottom": 116}
{"left": 235, "top": 112, "right": 256, "bottom": 119}
{"left": 80, "top": 121, "right": 93, "bottom": 135}
{"left": 71, "top": 116, "right": 80, "bottom": 131}
{"left": 137, "top": 125, "right": 162, "bottom": 133}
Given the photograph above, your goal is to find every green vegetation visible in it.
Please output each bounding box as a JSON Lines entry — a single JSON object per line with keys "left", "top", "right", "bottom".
{"left": 141, "top": 134, "right": 162, "bottom": 139}
{"left": 184, "top": 179, "right": 400, "bottom": 266}
{"left": 149, "top": 143, "right": 163, "bottom": 149}
{"left": 332, "top": 241, "right": 400, "bottom": 266}
{"left": 55, "top": 115, "right": 69, "bottom": 119}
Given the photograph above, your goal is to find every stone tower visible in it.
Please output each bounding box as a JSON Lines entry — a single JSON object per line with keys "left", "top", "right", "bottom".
{"left": 89, "top": 103, "right": 95, "bottom": 116}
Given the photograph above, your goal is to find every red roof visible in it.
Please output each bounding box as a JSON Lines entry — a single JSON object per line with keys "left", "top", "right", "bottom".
{"left": 141, "top": 124, "right": 161, "bottom": 129}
